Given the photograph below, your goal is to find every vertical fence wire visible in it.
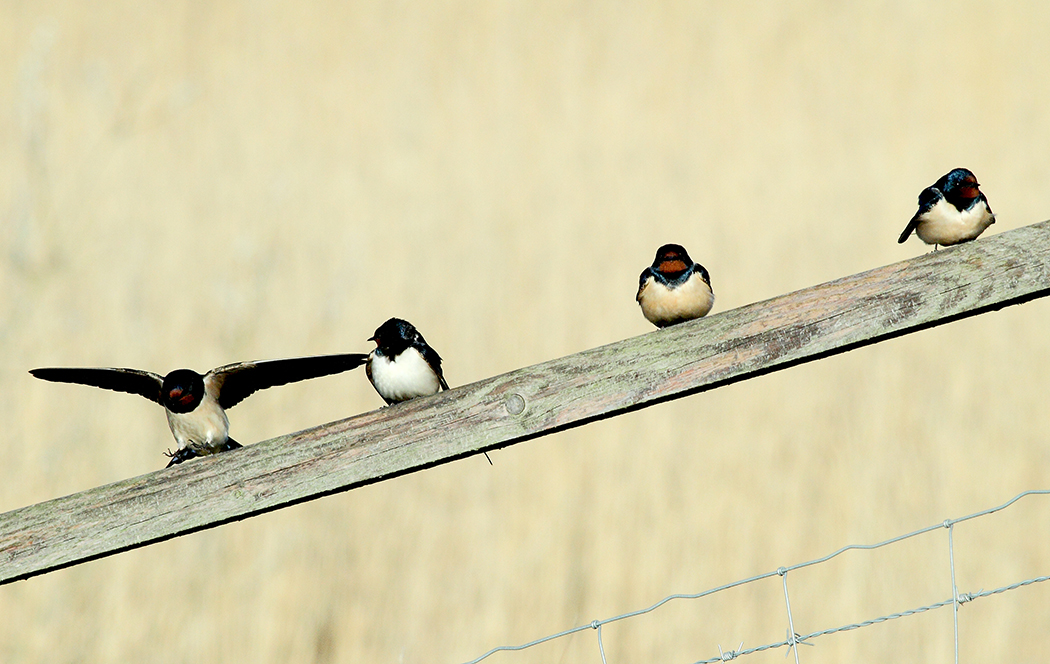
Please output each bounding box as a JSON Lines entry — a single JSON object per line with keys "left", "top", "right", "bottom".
{"left": 947, "top": 521, "right": 960, "bottom": 664}
{"left": 778, "top": 569, "right": 802, "bottom": 664}
{"left": 594, "top": 621, "right": 608, "bottom": 664}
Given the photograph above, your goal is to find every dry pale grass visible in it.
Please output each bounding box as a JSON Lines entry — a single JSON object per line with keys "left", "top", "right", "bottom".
{"left": 2, "top": 1, "right": 1049, "bottom": 662}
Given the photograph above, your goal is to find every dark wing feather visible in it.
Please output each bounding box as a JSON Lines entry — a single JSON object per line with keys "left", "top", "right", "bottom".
{"left": 29, "top": 367, "right": 165, "bottom": 404}
{"left": 694, "top": 263, "right": 712, "bottom": 290}
{"left": 209, "top": 353, "right": 368, "bottom": 409}
{"left": 637, "top": 267, "right": 656, "bottom": 302}
{"left": 898, "top": 186, "right": 943, "bottom": 244}
{"left": 416, "top": 343, "right": 449, "bottom": 392}
{"left": 976, "top": 191, "right": 993, "bottom": 215}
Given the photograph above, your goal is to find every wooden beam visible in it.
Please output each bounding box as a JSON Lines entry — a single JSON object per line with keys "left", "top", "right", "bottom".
{"left": 3, "top": 220, "right": 1050, "bottom": 585}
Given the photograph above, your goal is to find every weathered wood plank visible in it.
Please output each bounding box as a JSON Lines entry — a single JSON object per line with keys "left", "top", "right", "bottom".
{"left": 2, "top": 220, "right": 1049, "bottom": 584}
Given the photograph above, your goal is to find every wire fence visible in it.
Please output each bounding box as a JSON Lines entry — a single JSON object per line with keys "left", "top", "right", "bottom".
{"left": 463, "top": 489, "right": 1050, "bottom": 664}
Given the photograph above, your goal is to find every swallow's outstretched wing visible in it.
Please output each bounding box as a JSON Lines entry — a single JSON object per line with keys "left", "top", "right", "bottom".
{"left": 30, "top": 367, "right": 165, "bottom": 404}
{"left": 208, "top": 353, "right": 369, "bottom": 409}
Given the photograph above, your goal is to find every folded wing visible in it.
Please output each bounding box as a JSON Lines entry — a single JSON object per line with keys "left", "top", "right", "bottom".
{"left": 898, "top": 186, "right": 943, "bottom": 244}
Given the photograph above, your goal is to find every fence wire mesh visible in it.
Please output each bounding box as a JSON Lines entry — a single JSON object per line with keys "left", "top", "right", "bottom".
{"left": 463, "top": 489, "right": 1050, "bottom": 664}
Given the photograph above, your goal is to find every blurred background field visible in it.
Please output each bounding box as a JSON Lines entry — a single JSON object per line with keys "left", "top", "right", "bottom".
{"left": 2, "top": 1, "right": 1049, "bottom": 662}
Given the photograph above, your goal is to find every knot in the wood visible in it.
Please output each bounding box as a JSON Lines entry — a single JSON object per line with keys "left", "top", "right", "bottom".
{"left": 504, "top": 393, "right": 526, "bottom": 415}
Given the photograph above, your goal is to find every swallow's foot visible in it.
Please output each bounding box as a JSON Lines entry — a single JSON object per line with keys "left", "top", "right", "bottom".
{"left": 164, "top": 447, "right": 200, "bottom": 468}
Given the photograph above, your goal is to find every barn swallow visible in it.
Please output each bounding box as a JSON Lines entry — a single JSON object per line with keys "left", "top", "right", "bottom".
{"left": 365, "top": 318, "right": 491, "bottom": 464}
{"left": 636, "top": 244, "right": 715, "bottom": 328}
{"left": 30, "top": 353, "right": 368, "bottom": 467}
{"left": 366, "top": 318, "right": 448, "bottom": 404}
{"left": 897, "top": 168, "right": 995, "bottom": 249}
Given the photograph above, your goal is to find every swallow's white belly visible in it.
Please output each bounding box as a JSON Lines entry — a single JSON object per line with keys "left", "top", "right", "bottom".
{"left": 369, "top": 347, "right": 441, "bottom": 403}
{"left": 638, "top": 272, "right": 715, "bottom": 327}
{"left": 915, "top": 198, "right": 995, "bottom": 246}
{"left": 165, "top": 396, "right": 230, "bottom": 454}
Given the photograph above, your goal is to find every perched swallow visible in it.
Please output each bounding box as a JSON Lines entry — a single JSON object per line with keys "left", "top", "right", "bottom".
{"left": 366, "top": 318, "right": 448, "bottom": 404}
{"left": 898, "top": 168, "right": 995, "bottom": 248}
{"left": 30, "top": 353, "right": 368, "bottom": 467}
{"left": 365, "top": 318, "right": 490, "bottom": 464}
{"left": 636, "top": 243, "right": 715, "bottom": 328}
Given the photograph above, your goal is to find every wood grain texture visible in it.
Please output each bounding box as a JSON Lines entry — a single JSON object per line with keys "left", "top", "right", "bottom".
{"left": 2, "top": 220, "right": 1049, "bottom": 584}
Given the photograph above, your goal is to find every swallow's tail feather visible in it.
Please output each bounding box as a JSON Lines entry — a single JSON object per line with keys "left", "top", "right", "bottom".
{"left": 898, "top": 215, "right": 919, "bottom": 244}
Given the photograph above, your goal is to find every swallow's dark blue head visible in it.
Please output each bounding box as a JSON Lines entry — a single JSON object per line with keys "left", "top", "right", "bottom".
{"left": 369, "top": 317, "right": 424, "bottom": 356}
{"left": 937, "top": 168, "right": 984, "bottom": 210}
{"left": 651, "top": 244, "right": 694, "bottom": 278}
{"left": 161, "top": 369, "right": 205, "bottom": 413}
